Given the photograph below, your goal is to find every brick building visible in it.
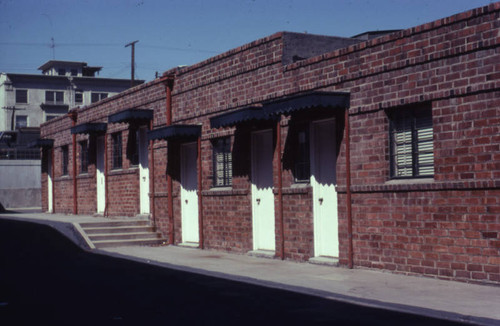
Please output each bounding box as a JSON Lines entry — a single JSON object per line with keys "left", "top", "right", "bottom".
{"left": 40, "top": 3, "right": 499, "bottom": 284}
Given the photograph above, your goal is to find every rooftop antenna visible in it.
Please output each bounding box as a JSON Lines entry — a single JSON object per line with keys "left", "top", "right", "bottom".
{"left": 125, "top": 40, "right": 139, "bottom": 87}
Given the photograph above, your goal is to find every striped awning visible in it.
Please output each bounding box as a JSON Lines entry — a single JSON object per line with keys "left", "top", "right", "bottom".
{"left": 108, "top": 109, "right": 153, "bottom": 124}
{"left": 210, "top": 106, "right": 272, "bottom": 128}
{"left": 148, "top": 125, "right": 201, "bottom": 141}
{"left": 71, "top": 123, "right": 107, "bottom": 135}
{"left": 263, "top": 92, "right": 350, "bottom": 115}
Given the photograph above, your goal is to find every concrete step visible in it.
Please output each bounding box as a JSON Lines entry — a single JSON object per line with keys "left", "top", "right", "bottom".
{"left": 79, "top": 220, "right": 149, "bottom": 228}
{"left": 89, "top": 232, "right": 163, "bottom": 241}
{"left": 93, "top": 238, "right": 166, "bottom": 249}
{"left": 76, "top": 219, "right": 166, "bottom": 249}
{"left": 83, "top": 226, "right": 155, "bottom": 234}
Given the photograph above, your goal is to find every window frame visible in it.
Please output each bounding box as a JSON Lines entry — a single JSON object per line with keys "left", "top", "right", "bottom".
{"left": 45, "top": 114, "right": 58, "bottom": 122}
{"left": 389, "top": 106, "right": 434, "bottom": 179}
{"left": 45, "top": 90, "right": 64, "bottom": 105}
{"left": 112, "top": 132, "right": 123, "bottom": 170}
{"left": 75, "top": 90, "right": 83, "bottom": 104}
{"left": 91, "top": 92, "right": 108, "bottom": 103}
{"left": 15, "top": 115, "right": 28, "bottom": 129}
{"left": 15, "top": 89, "right": 28, "bottom": 104}
{"left": 212, "top": 137, "right": 232, "bottom": 187}
{"left": 79, "top": 140, "right": 89, "bottom": 174}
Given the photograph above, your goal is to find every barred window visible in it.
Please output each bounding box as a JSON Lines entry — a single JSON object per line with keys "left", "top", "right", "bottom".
{"left": 389, "top": 107, "right": 434, "bottom": 178}
{"left": 62, "top": 145, "right": 69, "bottom": 176}
{"left": 112, "top": 132, "right": 122, "bottom": 169}
{"left": 212, "top": 137, "right": 232, "bottom": 187}
{"left": 80, "top": 140, "right": 89, "bottom": 173}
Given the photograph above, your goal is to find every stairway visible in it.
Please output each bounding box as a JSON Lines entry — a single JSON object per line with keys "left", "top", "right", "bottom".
{"left": 79, "top": 220, "right": 167, "bottom": 249}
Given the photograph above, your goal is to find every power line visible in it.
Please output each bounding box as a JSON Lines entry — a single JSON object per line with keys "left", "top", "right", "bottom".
{"left": 0, "top": 41, "right": 219, "bottom": 53}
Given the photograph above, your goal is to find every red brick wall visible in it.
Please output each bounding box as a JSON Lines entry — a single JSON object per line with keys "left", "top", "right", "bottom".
{"left": 40, "top": 3, "right": 499, "bottom": 284}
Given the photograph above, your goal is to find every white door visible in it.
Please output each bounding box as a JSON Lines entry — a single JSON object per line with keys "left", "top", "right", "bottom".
{"left": 180, "top": 142, "right": 199, "bottom": 244}
{"left": 311, "top": 119, "right": 339, "bottom": 258}
{"left": 96, "top": 136, "right": 106, "bottom": 214}
{"left": 47, "top": 150, "right": 53, "bottom": 213}
{"left": 251, "top": 130, "right": 276, "bottom": 252}
{"left": 138, "top": 127, "right": 150, "bottom": 215}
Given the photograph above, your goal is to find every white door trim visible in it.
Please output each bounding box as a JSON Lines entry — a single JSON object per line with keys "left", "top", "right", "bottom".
{"left": 47, "top": 151, "right": 53, "bottom": 213}
{"left": 96, "top": 136, "right": 106, "bottom": 214}
{"left": 251, "top": 129, "right": 276, "bottom": 252}
{"left": 310, "top": 118, "right": 339, "bottom": 258}
{"left": 180, "top": 142, "right": 199, "bottom": 244}
{"left": 138, "top": 127, "right": 150, "bottom": 215}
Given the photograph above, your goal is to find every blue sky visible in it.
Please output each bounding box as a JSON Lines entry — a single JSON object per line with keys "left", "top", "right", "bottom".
{"left": 0, "top": 0, "right": 494, "bottom": 81}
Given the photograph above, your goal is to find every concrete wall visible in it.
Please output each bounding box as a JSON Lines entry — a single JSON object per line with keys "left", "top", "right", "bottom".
{"left": 0, "top": 159, "right": 41, "bottom": 208}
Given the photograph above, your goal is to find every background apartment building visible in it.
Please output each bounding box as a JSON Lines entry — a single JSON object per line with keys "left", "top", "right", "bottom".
{"left": 0, "top": 60, "right": 144, "bottom": 210}
{"left": 0, "top": 60, "right": 143, "bottom": 131}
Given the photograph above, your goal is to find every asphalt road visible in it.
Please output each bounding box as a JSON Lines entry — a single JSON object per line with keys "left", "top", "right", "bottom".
{"left": 0, "top": 218, "right": 468, "bottom": 326}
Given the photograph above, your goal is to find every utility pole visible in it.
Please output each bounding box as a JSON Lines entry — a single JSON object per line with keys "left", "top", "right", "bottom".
{"left": 125, "top": 40, "right": 139, "bottom": 87}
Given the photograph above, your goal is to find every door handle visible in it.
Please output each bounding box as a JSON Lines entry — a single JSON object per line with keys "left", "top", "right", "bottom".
{"left": 185, "top": 199, "right": 188, "bottom": 204}
{"left": 319, "top": 198, "right": 323, "bottom": 205}
{"left": 256, "top": 198, "right": 261, "bottom": 204}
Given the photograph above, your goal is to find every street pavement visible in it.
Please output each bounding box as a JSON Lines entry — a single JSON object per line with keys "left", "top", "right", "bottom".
{"left": 1, "top": 210, "right": 499, "bottom": 325}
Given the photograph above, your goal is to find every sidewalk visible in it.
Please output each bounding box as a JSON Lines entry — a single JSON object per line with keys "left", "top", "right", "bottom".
{"left": 2, "top": 211, "right": 499, "bottom": 325}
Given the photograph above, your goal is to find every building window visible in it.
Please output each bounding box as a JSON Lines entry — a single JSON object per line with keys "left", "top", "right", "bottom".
{"left": 58, "top": 68, "right": 66, "bottom": 76}
{"left": 15, "top": 89, "right": 28, "bottom": 103}
{"left": 112, "top": 132, "right": 122, "bottom": 169}
{"left": 80, "top": 140, "right": 89, "bottom": 173}
{"left": 45, "top": 91, "right": 64, "bottom": 104}
{"left": 62, "top": 145, "right": 69, "bottom": 176}
{"left": 71, "top": 69, "right": 78, "bottom": 76}
{"left": 212, "top": 137, "right": 232, "bottom": 187}
{"left": 295, "top": 127, "right": 310, "bottom": 183}
{"left": 15, "top": 115, "right": 28, "bottom": 129}
{"left": 75, "top": 91, "right": 83, "bottom": 104}
{"left": 46, "top": 115, "right": 58, "bottom": 122}
{"left": 91, "top": 92, "right": 108, "bottom": 103}
{"left": 389, "top": 106, "right": 434, "bottom": 178}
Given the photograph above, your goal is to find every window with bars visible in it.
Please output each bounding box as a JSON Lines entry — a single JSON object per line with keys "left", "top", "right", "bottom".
{"left": 112, "top": 132, "right": 122, "bottom": 169}
{"left": 62, "top": 145, "right": 69, "bottom": 176}
{"left": 389, "top": 107, "right": 434, "bottom": 178}
{"left": 80, "top": 140, "right": 89, "bottom": 173}
{"left": 212, "top": 137, "right": 232, "bottom": 187}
